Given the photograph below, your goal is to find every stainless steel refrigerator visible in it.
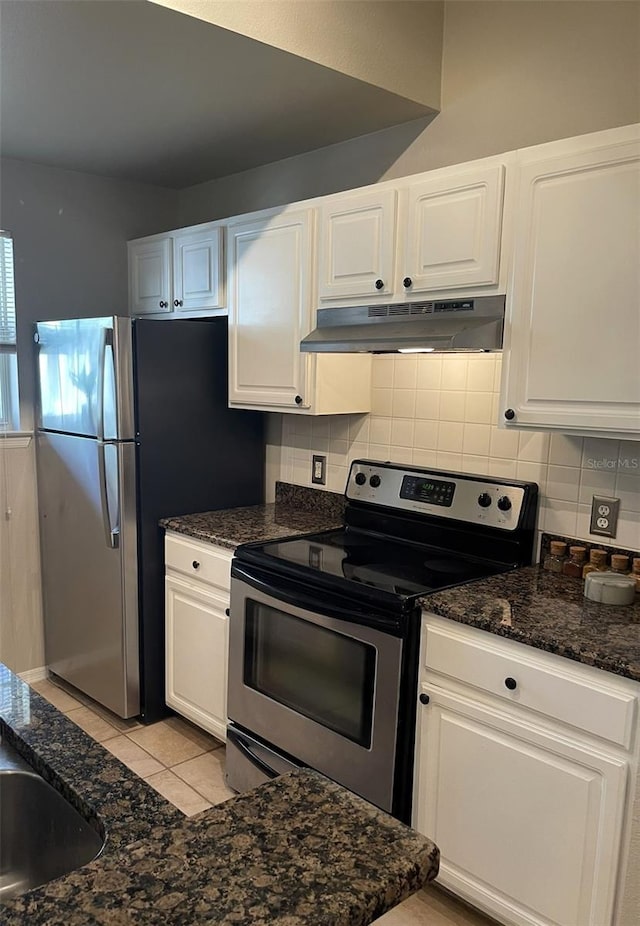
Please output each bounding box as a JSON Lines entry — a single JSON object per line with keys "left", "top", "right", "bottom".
{"left": 35, "top": 315, "right": 264, "bottom": 722}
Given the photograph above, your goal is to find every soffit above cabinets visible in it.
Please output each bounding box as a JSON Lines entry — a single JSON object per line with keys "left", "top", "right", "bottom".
{"left": 0, "top": 0, "right": 438, "bottom": 190}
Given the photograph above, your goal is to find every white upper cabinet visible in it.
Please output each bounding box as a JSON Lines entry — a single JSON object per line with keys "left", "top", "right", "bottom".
{"left": 500, "top": 124, "right": 640, "bottom": 438}
{"left": 227, "top": 207, "right": 372, "bottom": 414}
{"left": 128, "top": 236, "right": 172, "bottom": 314}
{"left": 315, "top": 156, "right": 510, "bottom": 309}
{"left": 317, "top": 188, "right": 397, "bottom": 301}
{"left": 172, "top": 225, "right": 224, "bottom": 312}
{"left": 128, "top": 222, "right": 224, "bottom": 316}
{"left": 227, "top": 207, "right": 313, "bottom": 410}
{"left": 400, "top": 161, "right": 507, "bottom": 295}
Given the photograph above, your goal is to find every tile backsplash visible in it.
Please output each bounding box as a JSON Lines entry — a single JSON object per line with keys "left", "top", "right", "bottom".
{"left": 277, "top": 353, "right": 640, "bottom": 555}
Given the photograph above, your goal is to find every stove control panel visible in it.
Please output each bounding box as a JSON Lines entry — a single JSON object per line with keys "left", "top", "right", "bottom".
{"left": 347, "top": 460, "right": 530, "bottom": 531}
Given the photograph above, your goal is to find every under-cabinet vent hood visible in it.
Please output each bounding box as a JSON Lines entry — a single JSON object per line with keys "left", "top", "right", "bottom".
{"left": 300, "top": 296, "right": 505, "bottom": 353}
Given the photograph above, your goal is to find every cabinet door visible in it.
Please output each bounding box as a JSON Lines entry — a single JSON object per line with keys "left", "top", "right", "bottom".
{"left": 172, "top": 225, "right": 224, "bottom": 312}
{"left": 500, "top": 126, "right": 640, "bottom": 437}
{"left": 414, "top": 685, "right": 628, "bottom": 926}
{"left": 165, "top": 575, "right": 228, "bottom": 740}
{"left": 317, "top": 189, "right": 396, "bottom": 301}
{"left": 228, "top": 209, "right": 312, "bottom": 409}
{"left": 402, "top": 164, "right": 504, "bottom": 294}
{"left": 128, "top": 237, "right": 171, "bottom": 315}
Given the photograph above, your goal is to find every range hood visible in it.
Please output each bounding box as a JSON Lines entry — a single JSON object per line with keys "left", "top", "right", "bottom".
{"left": 301, "top": 296, "right": 505, "bottom": 353}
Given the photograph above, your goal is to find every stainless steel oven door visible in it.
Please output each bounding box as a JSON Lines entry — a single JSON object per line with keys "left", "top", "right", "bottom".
{"left": 228, "top": 572, "right": 403, "bottom": 812}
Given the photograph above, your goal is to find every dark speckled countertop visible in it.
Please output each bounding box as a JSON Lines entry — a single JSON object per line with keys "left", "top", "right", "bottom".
{"left": 0, "top": 665, "right": 438, "bottom": 924}
{"left": 420, "top": 566, "right": 640, "bottom": 682}
{"left": 160, "top": 482, "right": 345, "bottom": 549}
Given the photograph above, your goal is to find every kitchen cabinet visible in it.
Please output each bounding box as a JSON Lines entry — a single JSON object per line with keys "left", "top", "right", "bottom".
{"left": 499, "top": 123, "right": 640, "bottom": 439}
{"left": 316, "top": 156, "right": 510, "bottom": 309}
{"left": 128, "top": 222, "right": 224, "bottom": 316}
{"left": 164, "top": 531, "right": 232, "bottom": 741}
{"left": 317, "top": 188, "right": 397, "bottom": 301}
{"left": 227, "top": 206, "right": 371, "bottom": 414}
{"left": 400, "top": 160, "right": 507, "bottom": 297}
{"left": 414, "top": 613, "right": 639, "bottom": 926}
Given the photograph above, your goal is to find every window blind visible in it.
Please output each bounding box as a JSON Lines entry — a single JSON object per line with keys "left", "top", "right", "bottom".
{"left": 0, "top": 232, "right": 16, "bottom": 345}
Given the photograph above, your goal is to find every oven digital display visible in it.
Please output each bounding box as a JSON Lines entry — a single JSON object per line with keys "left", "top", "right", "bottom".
{"left": 400, "top": 475, "right": 455, "bottom": 507}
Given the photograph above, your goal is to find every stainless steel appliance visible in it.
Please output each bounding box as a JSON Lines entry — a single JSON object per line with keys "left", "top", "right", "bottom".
{"left": 300, "top": 295, "right": 505, "bottom": 353}
{"left": 227, "top": 460, "right": 538, "bottom": 823}
{"left": 35, "top": 315, "right": 263, "bottom": 721}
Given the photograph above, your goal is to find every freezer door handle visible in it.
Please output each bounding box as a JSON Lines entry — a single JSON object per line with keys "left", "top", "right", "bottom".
{"left": 98, "top": 441, "right": 120, "bottom": 549}
{"left": 96, "top": 326, "right": 114, "bottom": 442}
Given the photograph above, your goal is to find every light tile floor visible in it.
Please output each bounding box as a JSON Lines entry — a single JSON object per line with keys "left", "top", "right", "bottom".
{"left": 31, "top": 675, "right": 497, "bottom": 926}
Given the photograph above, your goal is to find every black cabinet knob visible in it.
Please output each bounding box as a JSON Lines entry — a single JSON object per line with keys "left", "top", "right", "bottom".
{"left": 375, "top": 279, "right": 384, "bottom": 290}
{"left": 192, "top": 560, "right": 200, "bottom": 570}
{"left": 225, "top": 608, "right": 230, "bottom": 617}
{"left": 504, "top": 408, "right": 516, "bottom": 421}
{"left": 504, "top": 677, "right": 517, "bottom": 691}
{"left": 403, "top": 277, "right": 412, "bottom": 289}
{"left": 478, "top": 493, "right": 492, "bottom": 508}
{"left": 370, "top": 474, "right": 381, "bottom": 488}
{"left": 174, "top": 299, "right": 183, "bottom": 308}
{"left": 497, "top": 496, "right": 512, "bottom": 511}
{"left": 159, "top": 300, "right": 168, "bottom": 308}
{"left": 295, "top": 395, "right": 303, "bottom": 405}
{"left": 355, "top": 472, "right": 366, "bottom": 486}
{"left": 419, "top": 693, "right": 430, "bottom": 705}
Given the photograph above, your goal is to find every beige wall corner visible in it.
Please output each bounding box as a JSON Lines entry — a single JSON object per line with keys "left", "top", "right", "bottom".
{"left": 150, "top": 0, "right": 443, "bottom": 109}
{"left": 0, "top": 440, "right": 45, "bottom": 674}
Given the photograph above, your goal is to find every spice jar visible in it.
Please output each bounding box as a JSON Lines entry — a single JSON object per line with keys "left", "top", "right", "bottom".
{"left": 582, "top": 548, "right": 609, "bottom": 579}
{"left": 631, "top": 558, "right": 640, "bottom": 594}
{"left": 562, "top": 546, "right": 587, "bottom": 578}
{"left": 610, "top": 554, "right": 630, "bottom": 574}
{"left": 544, "top": 541, "right": 567, "bottom": 573}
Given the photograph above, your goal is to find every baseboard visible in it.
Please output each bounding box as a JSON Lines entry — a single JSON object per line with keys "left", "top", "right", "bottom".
{"left": 17, "top": 666, "right": 49, "bottom": 684}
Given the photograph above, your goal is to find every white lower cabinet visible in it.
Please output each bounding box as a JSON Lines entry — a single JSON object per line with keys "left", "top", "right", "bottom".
{"left": 414, "top": 614, "right": 639, "bottom": 926}
{"left": 164, "top": 533, "right": 233, "bottom": 741}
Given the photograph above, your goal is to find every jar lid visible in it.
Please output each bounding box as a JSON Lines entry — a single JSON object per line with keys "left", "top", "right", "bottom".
{"left": 569, "top": 546, "right": 587, "bottom": 557}
{"left": 550, "top": 541, "right": 567, "bottom": 555}
{"left": 611, "top": 554, "right": 630, "bottom": 570}
{"left": 584, "top": 572, "right": 636, "bottom": 605}
{"left": 632, "top": 557, "right": 640, "bottom": 572}
{"left": 590, "top": 549, "right": 608, "bottom": 564}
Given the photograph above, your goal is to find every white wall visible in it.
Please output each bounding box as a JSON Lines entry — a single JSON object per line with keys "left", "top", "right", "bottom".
{"left": 178, "top": 0, "right": 640, "bottom": 224}
{"left": 274, "top": 354, "right": 640, "bottom": 555}
{"left": 153, "top": 0, "right": 444, "bottom": 108}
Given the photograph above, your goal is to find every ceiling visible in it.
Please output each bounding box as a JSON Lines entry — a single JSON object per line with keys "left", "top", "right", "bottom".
{"left": 0, "top": 0, "right": 435, "bottom": 189}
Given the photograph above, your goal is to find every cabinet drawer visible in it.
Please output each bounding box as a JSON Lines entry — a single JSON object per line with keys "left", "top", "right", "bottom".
{"left": 165, "top": 533, "right": 233, "bottom": 591}
{"left": 423, "top": 617, "right": 637, "bottom": 750}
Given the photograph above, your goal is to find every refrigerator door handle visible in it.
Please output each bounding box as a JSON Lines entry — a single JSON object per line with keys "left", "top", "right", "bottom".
{"left": 96, "top": 326, "right": 114, "bottom": 442}
{"left": 98, "top": 441, "right": 120, "bottom": 549}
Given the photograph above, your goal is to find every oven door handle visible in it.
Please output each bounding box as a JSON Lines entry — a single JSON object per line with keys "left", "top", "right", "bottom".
{"left": 231, "top": 563, "right": 402, "bottom": 632}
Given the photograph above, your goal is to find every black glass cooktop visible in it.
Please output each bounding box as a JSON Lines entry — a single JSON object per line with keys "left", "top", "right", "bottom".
{"left": 244, "top": 528, "right": 510, "bottom": 600}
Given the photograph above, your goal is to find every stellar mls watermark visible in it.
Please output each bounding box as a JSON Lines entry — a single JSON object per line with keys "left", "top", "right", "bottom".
{"left": 586, "top": 456, "right": 639, "bottom": 470}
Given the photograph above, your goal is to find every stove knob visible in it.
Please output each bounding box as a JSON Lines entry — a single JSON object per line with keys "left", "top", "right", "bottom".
{"left": 355, "top": 472, "right": 366, "bottom": 486}
{"left": 370, "top": 474, "right": 381, "bottom": 488}
{"left": 497, "top": 495, "right": 512, "bottom": 512}
{"left": 477, "top": 493, "right": 492, "bottom": 508}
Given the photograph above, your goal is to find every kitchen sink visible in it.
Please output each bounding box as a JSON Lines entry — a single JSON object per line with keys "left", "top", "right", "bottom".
{"left": 0, "top": 738, "right": 104, "bottom": 901}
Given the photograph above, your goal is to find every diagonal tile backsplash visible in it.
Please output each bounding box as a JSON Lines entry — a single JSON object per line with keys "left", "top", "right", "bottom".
{"left": 277, "top": 353, "right": 640, "bottom": 558}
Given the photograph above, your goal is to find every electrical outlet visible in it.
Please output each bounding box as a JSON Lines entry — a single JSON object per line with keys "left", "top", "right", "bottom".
{"left": 312, "top": 454, "right": 326, "bottom": 485}
{"left": 589, "top": 496, "right": 620, "bottom": 538}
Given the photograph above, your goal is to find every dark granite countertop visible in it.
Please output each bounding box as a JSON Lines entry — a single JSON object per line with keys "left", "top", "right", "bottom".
{"left": 420, "top": 566, "right": 640, "bottom": 682}
{"left": 0, "top": 665, "right": 438, "bottom": 924}
{"left": 160, "top": 483, "right": 344, "bottom": 550}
